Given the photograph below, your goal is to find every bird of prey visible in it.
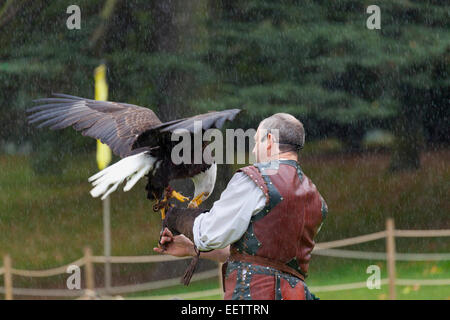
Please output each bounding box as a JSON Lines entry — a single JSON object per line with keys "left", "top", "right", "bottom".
{"left": 27, "top": 93, "right": 241, "bottom": 217}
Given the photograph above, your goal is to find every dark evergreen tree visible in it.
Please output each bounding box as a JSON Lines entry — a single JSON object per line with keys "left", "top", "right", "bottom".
{"left": 0, "top": 0, "right": 448, "bottom": 172}
{"left": 197, "top": 0, "right": 449, "bottom": 168}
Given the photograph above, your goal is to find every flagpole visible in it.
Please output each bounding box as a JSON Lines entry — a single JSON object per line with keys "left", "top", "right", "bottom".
{"left": 103, "top": 193, "right": 111, "bottom": 292}
{"left": 94, "top": 64, "right": 112, "bottom": 294}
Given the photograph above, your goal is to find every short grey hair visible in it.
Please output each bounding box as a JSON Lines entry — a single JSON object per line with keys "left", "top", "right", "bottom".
{"left": 259, "top": 113, "right": 305, "bottom": 152}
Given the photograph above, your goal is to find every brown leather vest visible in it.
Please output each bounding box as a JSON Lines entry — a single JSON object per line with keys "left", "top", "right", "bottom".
{"left": 230, "top": 160, "right": 327, "bottom": 278}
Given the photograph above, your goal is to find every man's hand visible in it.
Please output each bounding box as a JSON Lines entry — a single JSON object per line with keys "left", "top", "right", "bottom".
{"left": 154, "top": 228, "right": 231, "bottom": 263}
{"left": 153, "top": 228, "right": 196, "bottom": 257}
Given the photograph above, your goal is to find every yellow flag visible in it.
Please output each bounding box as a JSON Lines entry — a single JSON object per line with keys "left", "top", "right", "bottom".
{"left": 95, "top": 64, "right": 112, "bottom": 170}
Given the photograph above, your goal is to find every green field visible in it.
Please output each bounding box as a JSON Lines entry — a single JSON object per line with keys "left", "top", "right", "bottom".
{"left": 126, "top": 259, "right": 450, "bottom": 300}
{"left": 0, "top": 148, "right": 449, "bottom": 299}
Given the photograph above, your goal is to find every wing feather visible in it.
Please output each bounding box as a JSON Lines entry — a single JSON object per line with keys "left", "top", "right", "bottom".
{"left": 132, "top": 108, "right": 242, "bottom": 155}
{"left": 157, "top": 109, "right": 241, "bottom": 133}
{"left": 28, "top": 93, "right": 242, "bottom": 161}
{"left": 27, "top": 93, "right": 162, "bottom": 157}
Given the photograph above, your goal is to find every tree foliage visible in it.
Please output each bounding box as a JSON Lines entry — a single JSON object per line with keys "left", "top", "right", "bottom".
{"left": 198, "top": 0, "right": 449, "bottom": 157}
{"left": 0, "top": 0, "right": 448, "bottom": 171}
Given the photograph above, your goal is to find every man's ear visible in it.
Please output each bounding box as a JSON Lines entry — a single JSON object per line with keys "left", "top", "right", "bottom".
{"left": 267, "top": 133, "right": 273, "bottom": 149}
{"left": 265, "top": 133, "right": 273, "bottom": 158}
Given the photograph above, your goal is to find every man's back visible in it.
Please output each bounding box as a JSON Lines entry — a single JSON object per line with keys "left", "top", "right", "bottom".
{"left": 225, "top": 159, "right": 327, "bottom": 300}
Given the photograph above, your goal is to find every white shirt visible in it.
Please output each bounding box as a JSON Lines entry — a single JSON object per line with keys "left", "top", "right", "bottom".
{"left": 193, "top": 171, "right": 266, "bottom": 251}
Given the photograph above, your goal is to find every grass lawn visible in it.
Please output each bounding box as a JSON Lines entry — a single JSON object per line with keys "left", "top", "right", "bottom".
{"left": 124, "top": 256, "right": 450, "bottom": 300}
{"left": 0, "top": 148, "right": 448, "bottom": 299}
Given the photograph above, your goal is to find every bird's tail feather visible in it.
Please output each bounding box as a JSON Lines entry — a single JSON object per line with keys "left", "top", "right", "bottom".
{"left": 88, "top": 152, "right": 155, "bottom": 200}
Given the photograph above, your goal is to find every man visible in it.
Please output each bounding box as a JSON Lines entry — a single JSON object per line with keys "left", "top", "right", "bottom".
{"left": 154, "top": 113, "right": 328, "bottom": 300}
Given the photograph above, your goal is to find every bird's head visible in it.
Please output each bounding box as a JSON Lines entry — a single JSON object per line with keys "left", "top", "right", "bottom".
{"left": 188, "top": 162, "right": 217, "bottom": 208}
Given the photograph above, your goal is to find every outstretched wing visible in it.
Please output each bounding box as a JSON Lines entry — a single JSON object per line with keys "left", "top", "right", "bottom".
{"left": 150, "top": 109, "right": 241, "bottom": 133}
{"left": 132, "top": 109, "right": 242, "bottom": 153}
{"left": 27, "top": 93, "right": 162, "bottom": 157}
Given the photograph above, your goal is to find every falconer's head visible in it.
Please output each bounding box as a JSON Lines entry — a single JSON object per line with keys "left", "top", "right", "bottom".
{"left": 252, "top": 113, "right": 305, "bottom": 163}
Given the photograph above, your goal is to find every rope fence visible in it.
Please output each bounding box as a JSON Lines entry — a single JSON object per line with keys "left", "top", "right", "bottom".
{"left": 130, "top": 277, "right": 450, "bottom": 300}
{"left": 8, "top": 258, "right": 85, "bottom": 278}
{"left": 91, "top": 255, "right": 191, "bottom": 264}
{"left": 1, "top": 218, "right": 449, "bottom": 300}
{"left": 312, "top": 249, "right": 450, "bottom": 261}
{"left": 314, "top": 231, "right": 387, "bottom": 250}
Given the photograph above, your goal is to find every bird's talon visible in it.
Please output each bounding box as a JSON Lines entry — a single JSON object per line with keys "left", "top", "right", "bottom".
{"left": 171, "top": 190, "right": 189, "bottom": 202}
{"left": 188, "top": 192, "right": 206, "bottom": 208}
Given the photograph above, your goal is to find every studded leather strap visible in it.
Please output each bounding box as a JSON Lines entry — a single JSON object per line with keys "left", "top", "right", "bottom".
{"left": 229, "top": 248, "right": 305, "bottom": 281}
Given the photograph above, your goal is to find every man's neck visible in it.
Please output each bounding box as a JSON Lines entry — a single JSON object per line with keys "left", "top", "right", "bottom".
{"left": 268, "top": 152, "right": 298, "bottom": 162}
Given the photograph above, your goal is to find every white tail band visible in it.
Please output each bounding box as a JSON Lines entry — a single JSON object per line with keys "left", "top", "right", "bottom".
{"left": 88, "top": 152, "right": 155, "bottom": 200}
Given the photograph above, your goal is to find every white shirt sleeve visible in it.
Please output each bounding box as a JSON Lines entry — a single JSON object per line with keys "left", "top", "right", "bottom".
{"left": 193, "top": 171, "right": 266, "bottom": 251}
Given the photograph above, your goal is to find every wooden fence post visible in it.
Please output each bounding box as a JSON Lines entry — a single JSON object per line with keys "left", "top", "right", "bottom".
{"left": 3, "top": 255, "right": 13, "bottom": 300}
{"left": 218, "top": 263, "right": 223, "bottom": 292}
{"left": 386, "top": 218, "right": 396, "bottom": 300}
{"left": 84, "top": 247, "right": 95, "bottom": 293}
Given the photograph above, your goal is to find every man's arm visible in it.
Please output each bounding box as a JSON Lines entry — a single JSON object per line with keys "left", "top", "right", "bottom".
{"left": 163, "top": 171, "right": 266, "bottom": 251}
{"left": 154, "top": 228, "right": 230, "bottom": 263}
{"left": 192, "top": 172, "right": 266, "bottom": 251}
{"left": 201, "top": 246, "right": 230, "bottom": 263}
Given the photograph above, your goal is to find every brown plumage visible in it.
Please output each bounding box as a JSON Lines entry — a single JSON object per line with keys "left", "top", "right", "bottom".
{"left": 28, "top": 93, "right": 162, "bottom": 157}
{"left": 27, "top": 93, "right": 241, "bottom": 202}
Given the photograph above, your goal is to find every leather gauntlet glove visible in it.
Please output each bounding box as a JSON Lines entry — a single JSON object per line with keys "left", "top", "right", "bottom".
{"left": 163, "top": 206, "right": 206, "bottom": 242}
{"left": 162, "top": 206, "right": 208, "bottom": 286}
